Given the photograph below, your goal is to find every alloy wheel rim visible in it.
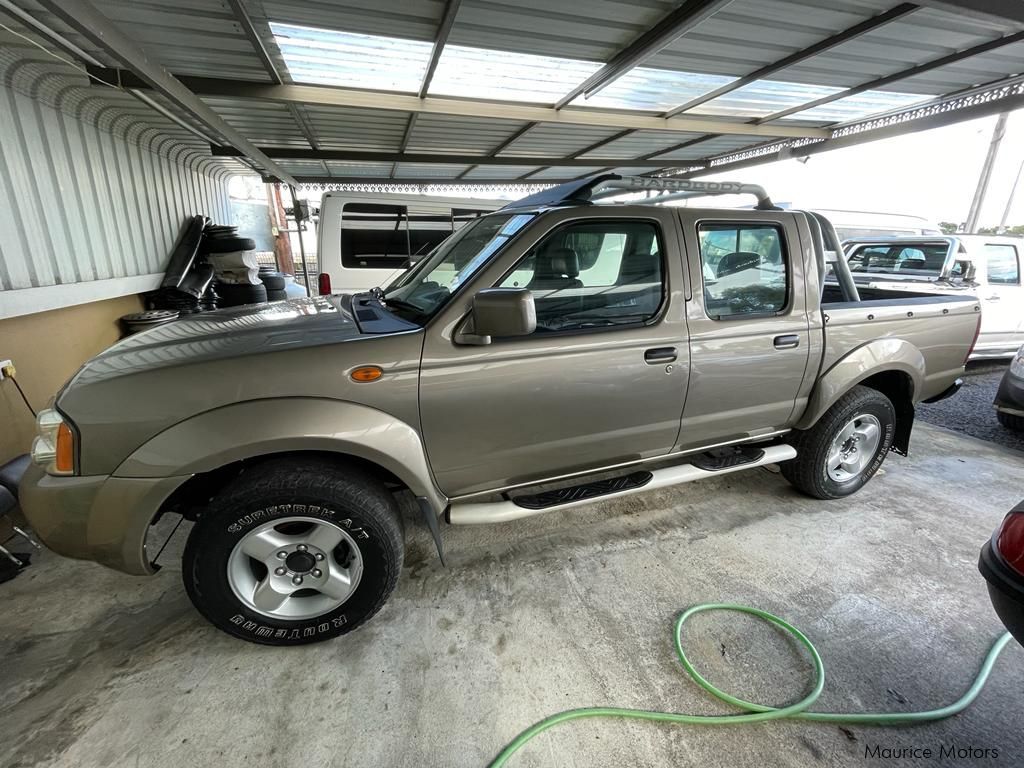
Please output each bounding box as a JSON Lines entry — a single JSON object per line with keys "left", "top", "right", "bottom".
{"left": 227, "top": 516, "right": 364, "bottom": 620}
{"left": 826, "top": 414, "right": 882, "bottom": 483}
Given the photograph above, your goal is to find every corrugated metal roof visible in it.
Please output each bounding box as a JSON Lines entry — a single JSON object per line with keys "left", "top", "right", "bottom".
{"left": 577, "top": 130, "right": 709, "bottom": 159}
{"left": 461, "top": 165, "right": 542, "bottom": 179}
{"left": 525, "top": 166, "right": 609, "bottom": 179}
{"left": 652, "top": 135, "right": 768, "bottom": 161}
{"left": 4, "top": 0, "right": 1023, "bottom": 186}
{"left": 304, "top": 105, "right": 410, "bottom": 151}
{"left": 498, "top": 123, "right": 625, "bottom": 158}
{"left": 406, "top": 114, "right": 530, "bottom": 154}
{"left": 323, "top": 160, "right": 395, "bottom": 177}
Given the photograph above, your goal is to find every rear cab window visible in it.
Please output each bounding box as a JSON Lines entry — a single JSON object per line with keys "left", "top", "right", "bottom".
{"left": 846, "top": 243, "right": 949, "bottom": 278}
{"left": 697, "top": 222, "right": 788, "bottom": 319}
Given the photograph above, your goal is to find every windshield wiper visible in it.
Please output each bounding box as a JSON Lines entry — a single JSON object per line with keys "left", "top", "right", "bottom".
{"left": 382, "top": 297, "right": 425, "bottom": 315}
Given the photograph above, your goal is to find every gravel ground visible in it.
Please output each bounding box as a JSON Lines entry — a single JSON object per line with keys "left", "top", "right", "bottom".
{"left": 917, "top": 360, "right": 1024, "bottom": 453}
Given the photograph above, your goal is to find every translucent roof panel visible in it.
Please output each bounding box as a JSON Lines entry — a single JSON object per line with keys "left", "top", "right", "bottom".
{"left": 270, "top": 23, "right": 431, "bottom": 92}
{"left": 429, "top": 46, "right": 601, "bottom": 104}
{"left": 689, "top": 79, "right": 846, "bottom": 119}
{"left": 571, "top": 67, "right": 737, "bottom": 112}
{"left": 785, "top": 90, "right": 933, "bottom": 124}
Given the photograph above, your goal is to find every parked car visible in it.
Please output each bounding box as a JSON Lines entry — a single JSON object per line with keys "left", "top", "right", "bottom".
{"left": 812, "top": 208, "right": 942, "bottom": 241}
{"left": 840, "top": 235, "right": 1024, "bottom": 359}
{"left": 994, "top": 343, "right": 1024, "bottom": 431}
{"left": 21, "top": 174, "right": 980, "bottom": 645}
{"left": 979, "top": 501, "right": 1024, "bottom": 647}
{"left": 316, "top": 192, "right": 504, "bottom": 295}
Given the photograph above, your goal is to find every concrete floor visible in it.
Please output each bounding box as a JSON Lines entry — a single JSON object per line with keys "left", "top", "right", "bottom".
{"left": 4, "top": 422, "right": 1024, "bottom": 768}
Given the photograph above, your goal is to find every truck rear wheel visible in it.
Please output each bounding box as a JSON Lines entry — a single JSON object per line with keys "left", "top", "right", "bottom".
{"left": 182, "top": 457, "right": 403, "bottom": 645}
{"left": 781, "top": 386, "right": 895, "bottom": 500}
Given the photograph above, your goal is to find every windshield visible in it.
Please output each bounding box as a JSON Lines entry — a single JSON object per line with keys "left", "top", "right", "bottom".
{"left": 846, "top": 243, "right": 950, "bottom": 279}
{"left": 382, "top": 212, "right": 534, "bottom": 322}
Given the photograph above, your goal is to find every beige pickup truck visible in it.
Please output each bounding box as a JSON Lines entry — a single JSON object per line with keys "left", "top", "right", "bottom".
{"left": 21, "top": 175, "right": 980, "bottom": 645}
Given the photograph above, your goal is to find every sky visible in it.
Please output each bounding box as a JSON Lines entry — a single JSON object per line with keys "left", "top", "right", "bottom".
{"left": 703, "top": 107, "right": 1024, "bottom": 229}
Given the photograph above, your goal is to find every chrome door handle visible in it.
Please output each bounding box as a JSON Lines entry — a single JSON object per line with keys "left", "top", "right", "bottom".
{"left": 773, "top": 334, "right": 800, "bottom": 350}
{"left": 644, "top": 347, "right": 678, "bottom": 364}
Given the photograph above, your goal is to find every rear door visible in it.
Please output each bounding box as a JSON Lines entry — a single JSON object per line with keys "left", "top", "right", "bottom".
{"left": 675, "top": 209, "right": 815, "bottom": 450}
{"left": 976, "top": 241, "right": 1024, "bottom": 354}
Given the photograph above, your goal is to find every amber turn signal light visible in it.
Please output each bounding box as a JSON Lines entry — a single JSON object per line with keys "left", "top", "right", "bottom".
{"left": 350, "top": 366, "right": 383, "bottom": 382}
{"left": 55, "top": 422, "right": 75, "bottom": 473}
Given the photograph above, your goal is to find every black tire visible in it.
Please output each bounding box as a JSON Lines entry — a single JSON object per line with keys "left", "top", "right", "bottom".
{"left": 266, "top": 289, "right": 288, "bottom": 301}
{"left": 183, "top": 457, "right": 404, "bottom": 645}
{"left": 259, "top": 273, "right": 286, "bottom": 291}
{"left": 997, "top": 410, "right": 1024, "bottom": 432}
{"left": 216, "top": 281, "right": 267, "bottom": 306}
{"left": 781, "top": 385, "right": 896, "bottom": 500}
{"left": 203, "top": 236, "right": 256, "bottom": 254}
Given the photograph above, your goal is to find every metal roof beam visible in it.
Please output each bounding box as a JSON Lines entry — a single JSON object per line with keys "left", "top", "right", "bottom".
{"left": 224, "top": 0, "right": 282, "bottom": 85}
{"left": 38, "top": 0, "right": 297, "bottom": 184}
{"left": 685, "top": 74, "right": 1024, "bottom": 177}
{"left": 86, "top": 68, "right": 826, "bottom": 139}
{"left": 419, "top": 0, "right": 461, "bottom": 98}
{"left": 211, "top": 146, "right": 724, "bottom": 168}
{"left": 759, "top": 29, "right": 1024, "bottom": 122}
{"left": 665, "top": 2, "right": 920, "bottom": 117}
{"left": 554, "top": 0, "right": 733, "bottom": 109}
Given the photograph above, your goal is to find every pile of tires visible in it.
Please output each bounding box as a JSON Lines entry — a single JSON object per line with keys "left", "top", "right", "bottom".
{"left": 258, "top": 267, "right": 288, "bottom": 301}
{"left": 202, "top": 225, "right": 265, "bottom": 308}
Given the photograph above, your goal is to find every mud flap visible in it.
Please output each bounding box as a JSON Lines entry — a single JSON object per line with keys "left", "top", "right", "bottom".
{"left": 892, "top": 402, "right": 914, "bottom": 457}
{"left": 417, "top": 497, "right": 446, "bottom": 567}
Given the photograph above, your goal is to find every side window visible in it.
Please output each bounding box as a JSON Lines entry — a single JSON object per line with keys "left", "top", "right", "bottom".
{"left": 698, "top": 222, "right": 788, "bottom": 319}
{"left": 340, "top": 203, "right": 411, "bottom": 270}
{"left": 983, "top": 244, "right": 1020, "bottom": 285}
{"left": 498, "top": 220, "right": 664, "bottom": 333}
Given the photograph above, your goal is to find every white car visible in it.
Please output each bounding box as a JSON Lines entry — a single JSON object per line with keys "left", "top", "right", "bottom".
{"left": 841, "top": 235, "right": 1023, "bottom": 359}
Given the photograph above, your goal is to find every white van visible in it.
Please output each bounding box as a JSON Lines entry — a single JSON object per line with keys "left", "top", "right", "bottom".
{"left": 316, "top": 192, "right": 505, "bottom": 295}
{"left": 842, "top": 235, "right": 1024, "bottom": 359}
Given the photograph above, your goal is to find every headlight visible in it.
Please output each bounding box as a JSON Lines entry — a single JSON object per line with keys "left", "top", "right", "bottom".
{"left": 1011, "top": 349, "right": 1024, "bottom": 378}
{"left": 31, "top": 408, "right": 75, "bottom": 475}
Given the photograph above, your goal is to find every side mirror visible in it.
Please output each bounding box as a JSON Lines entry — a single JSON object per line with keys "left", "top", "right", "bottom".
{"left": 461, "top": 288, "right": 536, "bottom": 345}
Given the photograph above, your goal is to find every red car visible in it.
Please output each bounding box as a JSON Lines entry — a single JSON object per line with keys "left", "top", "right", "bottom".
{"left": 980, "top": 501, "right": 1024, "bottom": 646}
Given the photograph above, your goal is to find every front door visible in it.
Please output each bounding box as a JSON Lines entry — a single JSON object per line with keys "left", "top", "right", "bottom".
{"left": 675, "top": 210, "right": 815, "bottom": 450}
{"left": 419, "top": 209, "right": 689, "bottom": 497}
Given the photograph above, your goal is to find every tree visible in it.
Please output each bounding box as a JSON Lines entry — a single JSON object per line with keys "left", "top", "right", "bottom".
{"left": 938, "top": 221, "right": 959, "bottom": 234}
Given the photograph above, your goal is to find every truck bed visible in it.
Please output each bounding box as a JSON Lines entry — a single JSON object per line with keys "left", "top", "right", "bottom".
{"left": 820, "top": 286, "right": 980, "bottom": 401}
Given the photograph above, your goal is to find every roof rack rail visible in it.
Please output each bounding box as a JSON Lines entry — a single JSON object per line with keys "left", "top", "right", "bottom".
{"left": 503, "top": 173, "right": 779, "bottom": 211}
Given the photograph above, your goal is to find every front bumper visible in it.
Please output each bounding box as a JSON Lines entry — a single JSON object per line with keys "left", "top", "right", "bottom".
{"left": 19, "top": 463, "right": 189, "bottom": 575}
{"left": 979, "top": 535, "right": 1024, "bottom": 648}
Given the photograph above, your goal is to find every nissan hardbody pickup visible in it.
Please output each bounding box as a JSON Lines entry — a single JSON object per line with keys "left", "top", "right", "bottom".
{"left": 21, "top": 175, "right": 981, "bottom": 644}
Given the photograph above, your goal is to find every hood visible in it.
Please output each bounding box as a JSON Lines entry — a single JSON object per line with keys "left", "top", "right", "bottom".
{"left": 68, "top": 295, "right": 386, "bottom": 388}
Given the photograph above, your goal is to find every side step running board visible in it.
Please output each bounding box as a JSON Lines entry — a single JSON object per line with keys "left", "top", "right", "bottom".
{"left": 448, "top": 443, "right": 797, "bottom": 525}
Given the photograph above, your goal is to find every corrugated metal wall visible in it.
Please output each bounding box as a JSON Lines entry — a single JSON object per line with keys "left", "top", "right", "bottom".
{"left": 0, "top": 83, "right": 232, "bottom": 292}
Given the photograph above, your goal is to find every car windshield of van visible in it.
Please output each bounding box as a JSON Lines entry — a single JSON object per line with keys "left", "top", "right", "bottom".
{"left": 846, "top": 243, "right": 949, "bottom": 278}
{"left": 381, "top": 213, "right": 535, "bottom": 323}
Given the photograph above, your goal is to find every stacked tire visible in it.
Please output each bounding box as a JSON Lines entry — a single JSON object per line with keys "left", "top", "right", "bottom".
{"left": 258, "top": 268, "right": 288, "bottom": 301}
{"left": 203, "top": 227, "right": 264, "bottom": 308}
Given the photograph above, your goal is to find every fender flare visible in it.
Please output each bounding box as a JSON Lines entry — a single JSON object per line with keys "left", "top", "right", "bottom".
{"left": 114, "top": 398, "right": 446, "bottom": 512}
{"left": 795, "top": 338, "right": 925, "bottom": 430}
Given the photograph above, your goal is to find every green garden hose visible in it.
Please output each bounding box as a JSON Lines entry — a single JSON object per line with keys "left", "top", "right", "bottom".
{"left": 488, "top": 603, "right": 1014, "bottom": 767}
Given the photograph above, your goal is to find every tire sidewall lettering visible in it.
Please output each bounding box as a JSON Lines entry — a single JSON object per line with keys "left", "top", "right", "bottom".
{"left": 226, "top": 504, "right": 370, "bottom": 541}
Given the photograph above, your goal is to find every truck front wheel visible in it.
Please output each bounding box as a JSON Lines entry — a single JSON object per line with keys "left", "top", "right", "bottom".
{"left": 781, "top": 386, "right": 896, "bottom": 500}
{"left": 182, "top": 457, "right": 404, "bottom": 645}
